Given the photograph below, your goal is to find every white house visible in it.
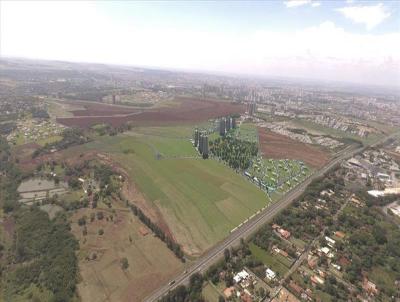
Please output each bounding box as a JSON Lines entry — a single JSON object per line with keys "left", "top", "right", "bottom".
{"left": 265, "top": 268, "right": 276, "bottom": 280}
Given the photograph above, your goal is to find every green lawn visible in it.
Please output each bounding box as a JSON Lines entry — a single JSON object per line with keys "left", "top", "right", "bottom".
{"left": 249, "top": 243, "right": 290, "bottom": 277}
{"left": 37, "top": 135, "right": 63, "bottom": 146}
{"left": 75, "top": 132, "right": 268, "bottom": 255}
{"left": 202, "top": 282, "right": 222, "bottom": 302}
{"left": 146, "top": 136, "right": 198, "bottom": 158}
{"left": 235, "top": 122, "right": 258, "bottom": 143}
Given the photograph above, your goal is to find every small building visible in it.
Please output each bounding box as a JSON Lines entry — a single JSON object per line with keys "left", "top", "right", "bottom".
{"left": 331, "top": 263, "right": 341, "bottom": 271}
{"left": 234, "top": 270, "right": 249, "bottom": 284}
{"left": 311, "top": 275, "right": 325, "bottom": 285}
{"left": 363, "top": 278, "right": 378, "bottom": 296}
{"left": 265, "top": 268, "right": 276, "bottom": 280}
{"left": 325, "top": 236, "right": 336, "bottom": 247}
{"left": 278, "top": 228, "right": 291, "bottom": 239}
{"left": 334, "top": 231, "right": 346, "bottom": 239}
{"left": 224, "top": 286, "right": 235, "bottom": 298}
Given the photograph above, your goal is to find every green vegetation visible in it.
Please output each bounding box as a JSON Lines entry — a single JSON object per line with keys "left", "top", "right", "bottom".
{"left": 210, "top": 136, "right": 258, "bottom": 170}
{"left": 249, "top": 243, "right": 289, "bottom": 277}
{"left": 235, "top": 122, "right": 258, "bottom": 143}
{"left": 337, "top": 203, "right": 400, "bottom": 298}
{"left": 146, "top": 136, "right": 198, "bottom": 158}
{"left": 33, "top": 127, "right": 89, "bottom": 157}
{"left": 3, "top": 207, "right": 78, "bottom": 302}
{"left": 129, "top": 203, "right": 185, "bottom": 261}
{"left": 247, "top": 157, "right": 310, "bottom": 196}
{"left": 0, "top": 137, "right": 22, "bottom": 213}
{"left": 74, "top": 133, "right": 267, "bottom": 254}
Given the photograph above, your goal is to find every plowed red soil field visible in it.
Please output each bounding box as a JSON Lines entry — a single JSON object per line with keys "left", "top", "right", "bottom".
{"left": 258, "top": 128, "right": 330, "bottom": 168}
{"left": 57, "top": 97, "right": 245, "bottom": 128}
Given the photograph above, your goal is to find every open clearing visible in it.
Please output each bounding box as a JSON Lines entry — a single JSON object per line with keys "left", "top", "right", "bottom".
{"left": 57, "top": 97, "right": 245, "bottom": 128}
{"left": 258, "top": 128, "right": 330, "bottom": 169}
{"left": 69, "top": 130, "right": 267, "bottom": 256}
{"left": 71, "top": 203, "right": 183, "bottom": 302}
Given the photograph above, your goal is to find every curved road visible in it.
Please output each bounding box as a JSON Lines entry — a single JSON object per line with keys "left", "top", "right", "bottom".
{"left": 145, "top": 132, "right": 399, "bottom": 302}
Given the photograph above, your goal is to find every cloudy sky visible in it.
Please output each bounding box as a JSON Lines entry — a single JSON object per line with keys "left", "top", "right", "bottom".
{"left": 1, "top": 0, "right": 399, "bottom": 87}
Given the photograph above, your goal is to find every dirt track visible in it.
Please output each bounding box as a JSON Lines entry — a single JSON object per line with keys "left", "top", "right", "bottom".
{"left": 258, "top": 128, "right": 330, "bottom": 168}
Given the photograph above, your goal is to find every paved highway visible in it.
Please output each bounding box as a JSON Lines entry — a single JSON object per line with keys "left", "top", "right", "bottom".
{"left": 144, "top": 132, "right": 399, "bottom": 302}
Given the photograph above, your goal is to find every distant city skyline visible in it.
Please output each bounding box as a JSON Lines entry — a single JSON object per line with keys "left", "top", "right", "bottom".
{"left": 1, "top": 0, "right": 399, "bottom": 87}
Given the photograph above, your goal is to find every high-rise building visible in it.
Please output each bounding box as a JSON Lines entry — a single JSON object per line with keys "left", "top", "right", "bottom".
{"left": 219, "top": 118, "right": 226, "bottom": 136}
{"left": 198, "top": 134, "right": 204, "bottom": 154}
{"left": 248, "top": 102, "right": 257, "bottom": 116}
{"left": 201, "top": 135, "right": 209, "bottom": 156}
{"left": 226, "top": 117, "right": 231, "bottom": 132}
{"left": 197, "top": 133, "right": 208, "bottom": 156}
{"left": 112, "top": 94, "right": 116, "bottom": 104}
{"left": 232, "top": 117, "right": 236, "bottom": 129}
{"left": 194, "top": 129, "right": 200, "bottom": 147}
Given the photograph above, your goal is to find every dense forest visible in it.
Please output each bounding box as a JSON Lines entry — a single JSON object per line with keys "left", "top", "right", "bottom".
{"left": 3, "top": 208, "right": 79, "bottom": 301}
{"left": 210, "top": 136, "right": 258, "bottom": 170}
{"left": 0, "top": 137, "right": 79, "bottom": 301}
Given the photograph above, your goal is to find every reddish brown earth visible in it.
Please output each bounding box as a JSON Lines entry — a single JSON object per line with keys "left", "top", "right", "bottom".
{"left": 258, "top": 128, "right": 330, "bottom": 168}
{"left": 57, "top": 97, "right": 245, "bottom": 128}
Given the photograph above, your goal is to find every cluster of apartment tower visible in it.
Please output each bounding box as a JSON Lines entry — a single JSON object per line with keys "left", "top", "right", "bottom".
{"left": 194, "top": 116, "right": 237, "bottom": 158}
{"left": 194, "top": 129, "right": 209, "bottom": 156}
{"left": 219, "top": 116, "right": 236, "bottom": 136}
{"left": 247, "top": 102, "right": 256, "bottom": 116}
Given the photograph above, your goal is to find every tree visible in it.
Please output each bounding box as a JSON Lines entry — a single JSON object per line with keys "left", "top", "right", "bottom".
{"left": 121, "top": 257, "right": 129, "bottom": 270}
{"left": 78, "top": 216, "right": 86, "bottom": 226}
{"left": 224, "top": 248, "right": 231, "bottom": 262}
{"left": 98, "top": 229, "right": 104, "bottom": 235}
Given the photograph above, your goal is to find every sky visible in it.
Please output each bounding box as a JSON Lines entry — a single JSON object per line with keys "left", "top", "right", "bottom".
{"left": 1, "top": 0, "right": 400, "bottom": 87}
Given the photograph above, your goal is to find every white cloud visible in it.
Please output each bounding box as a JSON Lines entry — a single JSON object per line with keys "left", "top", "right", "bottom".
{"left": 284, "top": 0, "right": 311, "bottom": 8}
{"left": 336, "top": 3, "right": 391, "bottom": 30}
{"left": 311, "top": 2, "right": 321, "bottom": 7}
{"left": 1, "top": 1, "right": 399, "bottom": 86}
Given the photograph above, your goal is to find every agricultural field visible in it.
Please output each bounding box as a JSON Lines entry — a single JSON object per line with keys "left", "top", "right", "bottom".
{"left": 57, "top": 97, "right": 245, "bottom": 128}
{"left": 69, "top": 130, "right": 268, "bottom": 256}
{"left": 46, "top": 99, "right": 86, "bottom": 118}
{"left": 258, "top": 128, "right": 330, "bottom": 168}
{"left": 70, "top": 201, "right": 183, "bottom": 302}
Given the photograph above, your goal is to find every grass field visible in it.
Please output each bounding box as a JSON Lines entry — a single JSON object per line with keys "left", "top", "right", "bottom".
{"left": 71, "top": 202, "right": 183, "bottom": 302}
{"left": 236, "top": 122, "right": 258, "bottom": 143}
{"left": 249, "top": 243, "right": 290, "bottom": 277}
{"left": 37, "top": 134, "right": 63, "bottom": 146}
{"left": 202, "top": 282, "right": 221, "bottom": 302}
{"left": 73, "top": 130, "right": 268, "bottom": 255}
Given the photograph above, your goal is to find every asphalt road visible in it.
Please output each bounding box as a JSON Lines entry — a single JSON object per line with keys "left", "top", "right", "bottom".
{"left": 144, "top": 132, "right": 399, "bottom": 302}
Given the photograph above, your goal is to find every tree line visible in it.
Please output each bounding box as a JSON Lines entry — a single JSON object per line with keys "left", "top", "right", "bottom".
{"left": 33, "top": 127, "right": 89, "bottom": 158}
{"left": 129, "top": 203, "right": 185, "bottom": 262}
